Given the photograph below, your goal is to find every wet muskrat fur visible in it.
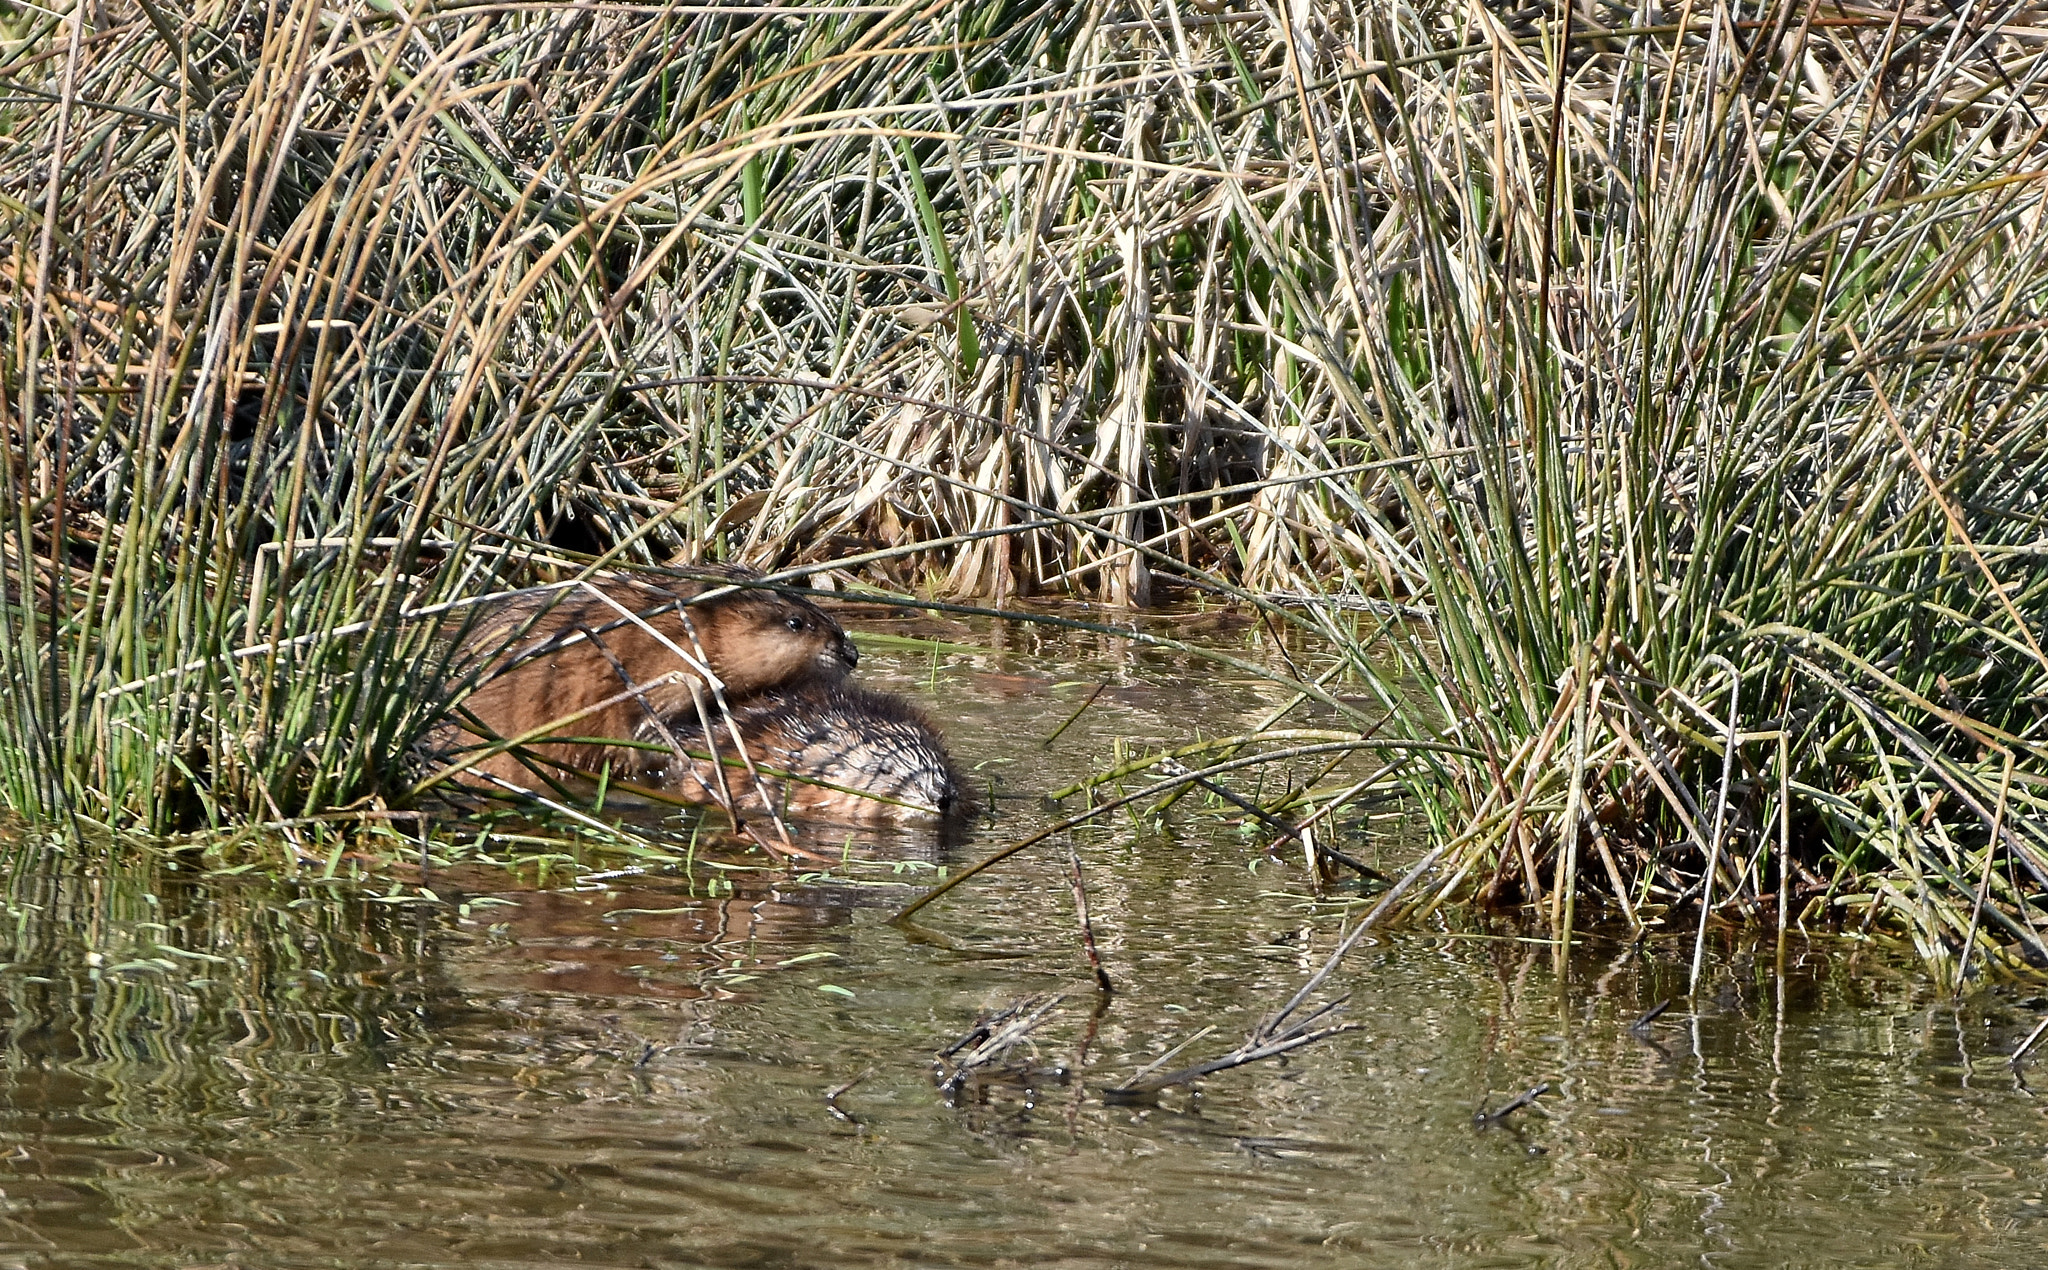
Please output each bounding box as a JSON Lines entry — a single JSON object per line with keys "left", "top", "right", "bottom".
{"left": 440, "top": 564, "right": 857, "bottom": 788}
{"left": 634, "top": 678, "right": 972, "bottom": 825}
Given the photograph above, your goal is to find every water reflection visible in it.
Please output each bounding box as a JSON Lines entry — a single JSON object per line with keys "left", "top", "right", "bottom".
{"left": 0, "top": 613, "right": 2045, "bottom": 1267}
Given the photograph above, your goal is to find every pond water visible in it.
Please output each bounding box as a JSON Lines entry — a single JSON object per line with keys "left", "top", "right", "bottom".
{"left": 3, "top": 608, "right": 2048, "bottom": 1268}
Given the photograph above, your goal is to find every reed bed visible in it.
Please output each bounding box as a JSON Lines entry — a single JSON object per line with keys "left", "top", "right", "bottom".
{"left": 3, "top": 0, "right": 2047, "bottom": 979}
{"left": 1332, "top": 0, "right": 2048, "bottom": 986}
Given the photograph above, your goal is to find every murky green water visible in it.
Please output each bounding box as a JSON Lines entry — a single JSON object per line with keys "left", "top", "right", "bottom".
{"left": 5, "top": 610, "right": 2048, "bottom": 1267}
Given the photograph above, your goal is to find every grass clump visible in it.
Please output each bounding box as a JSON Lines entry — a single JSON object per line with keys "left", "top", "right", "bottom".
{"left": 1320, "top": 2, "right": 2048, "bottom": 985}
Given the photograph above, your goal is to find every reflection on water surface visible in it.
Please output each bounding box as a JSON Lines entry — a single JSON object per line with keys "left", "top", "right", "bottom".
{"left": 2, "top": 609, "right": 2046, "bottom": 1268}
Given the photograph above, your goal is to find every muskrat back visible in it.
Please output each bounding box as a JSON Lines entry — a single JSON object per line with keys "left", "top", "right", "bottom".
{"left": 440, "top": 564, "right": 857, "bottom": 788}
{"left": 635, "top": 678, "right": 970, "bottom": 825}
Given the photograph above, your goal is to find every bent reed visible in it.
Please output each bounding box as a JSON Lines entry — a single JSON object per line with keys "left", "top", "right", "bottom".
{"left": 4, "top": 1, "right": 2048, "bottom": 980}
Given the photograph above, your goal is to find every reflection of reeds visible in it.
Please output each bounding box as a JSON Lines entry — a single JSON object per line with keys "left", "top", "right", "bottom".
{"left": 0, "top": 835, "right": 440, "bottom": 1090}
{"left": 2, "top": 3, "right": 2046, "bottom": 974}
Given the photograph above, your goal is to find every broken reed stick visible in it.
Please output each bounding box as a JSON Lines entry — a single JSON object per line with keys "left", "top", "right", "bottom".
{"left": 936, "top": 994, "right": 1067, "bottom": 1097}
{"left": 1067, "top": 847, "right": 1113, "bottom": 995}
{"left": 1474, "top": 1083, "right": 1551, "bottom": 1127}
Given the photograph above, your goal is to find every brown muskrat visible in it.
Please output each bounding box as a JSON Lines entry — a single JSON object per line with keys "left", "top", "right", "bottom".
{"left": 438, "top": 564, "right": 857, "bottom": 789}
{"left": 633, "top": 679, "right": 971, "bottom": 825}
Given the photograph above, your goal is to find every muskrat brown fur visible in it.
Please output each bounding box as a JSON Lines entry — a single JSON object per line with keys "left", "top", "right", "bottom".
{"left": 634, "top": 679, "right": 971, "bottom": 825}
{"left": 439, "top": 565, "right": 856, "bottom": 789}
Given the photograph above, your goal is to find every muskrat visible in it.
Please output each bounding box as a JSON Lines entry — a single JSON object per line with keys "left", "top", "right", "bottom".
{"left": 438, "top": 565, "right": 857, "bottom": 789}
{"left": 633, "top": 679, "right": 971, "bottom": 825}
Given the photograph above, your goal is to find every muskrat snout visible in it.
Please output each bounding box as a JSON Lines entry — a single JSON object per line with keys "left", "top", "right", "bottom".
{"left": 753, "top": 603, "right": 857, "bottom": 686}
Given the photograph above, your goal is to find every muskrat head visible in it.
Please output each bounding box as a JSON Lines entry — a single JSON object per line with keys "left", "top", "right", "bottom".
{"left": 622, "top": 569, "right": 858, "bottom": 710}
{"left": 699, "top": 588, "right": 859, "bottom": 697}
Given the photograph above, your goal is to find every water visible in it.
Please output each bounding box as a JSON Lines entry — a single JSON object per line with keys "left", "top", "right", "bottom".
{"left": 4, "top": 608, "right": 2047, "bottom": 1268}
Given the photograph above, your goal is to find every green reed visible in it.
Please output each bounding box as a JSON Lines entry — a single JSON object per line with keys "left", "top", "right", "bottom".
{"left": 1316, "top": 2, "right": 2048, "bottom": 984}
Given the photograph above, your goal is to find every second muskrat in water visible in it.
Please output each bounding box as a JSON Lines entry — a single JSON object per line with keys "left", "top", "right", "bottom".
{"left": 633, "top": 678, "right": 971, "bottom": 825}
{"left": 441, "top": 564, "right": 857, "bottom": 788}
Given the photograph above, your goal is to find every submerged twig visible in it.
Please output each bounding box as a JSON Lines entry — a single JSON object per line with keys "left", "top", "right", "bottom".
{"left": 825, "top": 1067, "right": 875, "bottom": 1124}
{"left": 1630, "top": 999, "right": 1672, "bottom": 1034}
{"left": 1043, "top": 684, "right": 1106, "bottom": 749}
{"left": 936, "top": 994, "right": 1066, "bottom": 1098}
{"left": 1474, "top": 1084, "right": 1551, "bottom": 1128}
{"left": 1108, "top": 998, "right": 1358, "bottom": 1098}
{"left": 2012, "top": 1015, "right": 2048, "bottom": 1070}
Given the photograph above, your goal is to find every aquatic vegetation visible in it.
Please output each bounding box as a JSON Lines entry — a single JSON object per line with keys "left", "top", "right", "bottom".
{"left": 2, "top": 1, "right": 2046, "bottom": 979}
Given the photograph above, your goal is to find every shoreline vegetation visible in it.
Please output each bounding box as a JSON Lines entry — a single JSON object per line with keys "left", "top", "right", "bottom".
{"left": 4, "top": 0, "right": 2048, "bottom": 983}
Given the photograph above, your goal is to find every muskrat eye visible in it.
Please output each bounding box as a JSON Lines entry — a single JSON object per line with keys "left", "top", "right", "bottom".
{"left": 784, "top": 616, "right": 807, "bottom": 633}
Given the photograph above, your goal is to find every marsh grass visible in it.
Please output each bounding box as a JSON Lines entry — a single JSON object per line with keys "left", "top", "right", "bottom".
{"left": 1330, "top": 0, "right": 2048, "bottom": 985}
{"left": 4, "top": 0, "right": 2047, "bottom": 978}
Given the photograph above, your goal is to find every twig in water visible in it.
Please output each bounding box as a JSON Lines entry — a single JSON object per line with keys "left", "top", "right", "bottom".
{"left": 1256, "top": 607, "right": 1306, "bottom": 683}
{"left": 826, "top": 1067, "right": 875, "bottom": 1124}
{"left": 1108, "top": 997, "right": 1359, "bottom": 1099}
{"left": 2012, "top": 1015, "right": 2048, "bottom": 1070}
{"left": 1474, "top": 1083, "right": 1551, "bottom": 1127}
{"left": 1630, "top": 999, "right": 1671, "bottom": 1034}
{"left": 1043, "top": 683, "right": 1106, "bottom": 748}
{"left": 1072, "top": 992, "right": 1111, "bottom": 1072}
{"left": 1067, "top": 847, "right": 1113, "bottom": 995}
{"left": 1310, "top": 841, "right": 1388, "bottom": 884}
{"left": 936, "top": 994, "right": 1066, "bottom": 1098}
{"left": 1113, "top": 1025, "right": 1218, "bottom": 1095}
